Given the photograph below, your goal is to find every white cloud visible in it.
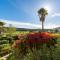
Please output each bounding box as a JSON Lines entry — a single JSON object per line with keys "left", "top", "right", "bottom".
{"left": 0, "top": 19, "right": 60, "bottom": 29}
{"left": 0, "top": 19, "right": 41, "bottom": 29}
{"left": 52, "top": 13, "right": 60, "bottom": 17}
{"left": 45, "top": 23, "right": 60, "bottom": 29}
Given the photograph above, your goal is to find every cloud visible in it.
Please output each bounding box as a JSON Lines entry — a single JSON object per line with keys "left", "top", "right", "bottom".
{"left": 0, "top": 19, "right": 41, "bottom": 29}
{"left": 0, "top": 19, "right": 60, "bottom": 29}
{"left": 52, "top": 13, "right": 60, "bottom": 17}
{"left": 45, "top": 23, "right": 60, "bottom": 29}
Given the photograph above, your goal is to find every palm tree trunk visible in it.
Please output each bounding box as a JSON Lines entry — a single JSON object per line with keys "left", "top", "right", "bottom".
{"left": 42, "top": 21, "right": 44, "bottom": 31}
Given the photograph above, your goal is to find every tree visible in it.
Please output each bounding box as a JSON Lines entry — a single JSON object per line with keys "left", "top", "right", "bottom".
{"left": 38, "top": 8, "right": 48, "bottom": 31}
{"left": 0, "top": 21, "right": 5, "bottom": 35}
{"left": 0, "top": 21, "right": 5, "bottom": 26}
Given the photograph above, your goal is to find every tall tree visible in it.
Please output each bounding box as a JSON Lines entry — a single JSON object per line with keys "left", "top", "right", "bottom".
{"left": 38, "top": 8, "right": 48, "bottom": 31}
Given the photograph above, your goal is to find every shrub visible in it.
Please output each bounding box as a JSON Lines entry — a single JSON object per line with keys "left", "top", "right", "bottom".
{"left": 12, "top": 32, "right": 58, "bottom": 60}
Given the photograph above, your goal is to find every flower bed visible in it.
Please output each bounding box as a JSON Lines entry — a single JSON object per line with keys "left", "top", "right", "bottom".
{"left": 12, "top": 32, "right": 57, "bottom": 49}
{"left": 12, "top": 32, "right": 58, "bottom": 60}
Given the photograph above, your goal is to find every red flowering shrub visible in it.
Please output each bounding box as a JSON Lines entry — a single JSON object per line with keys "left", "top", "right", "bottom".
{"left": 12, "top": 32, "right": 57, "bottom": 49}
{"left": 12, "top": 32, "right": 58, "bottom": 60}
{"left": 26, "top": 32, "right": 51, "bottom": 43}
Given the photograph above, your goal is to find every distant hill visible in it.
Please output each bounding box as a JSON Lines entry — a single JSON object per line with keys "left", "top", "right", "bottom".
{"left": 16, "top": 28, "right": 53, "bottom": 31}
{"left": 5, "top": 26, "right": 54, "bottom": 31}
{"left": 16, "top": 28, "right": 40, "bottom": 31}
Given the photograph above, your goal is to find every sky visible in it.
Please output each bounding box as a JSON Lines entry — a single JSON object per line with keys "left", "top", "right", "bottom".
{"left": 0, "top": 0, "right": 60, "bottom": 29}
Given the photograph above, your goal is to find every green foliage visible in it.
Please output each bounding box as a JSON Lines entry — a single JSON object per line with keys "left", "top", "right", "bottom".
{"left": 0, "top": 36, "right": 11, "bottom": 57}
{"left": 0, "top": 21, "right": 5, "bottom": 26}
{"left": 7, "top": 53, "right": 15, "bottom": 60}
{"left": 38, "top": 8, "right": 48, "bottom": 22}
{"left": 0, "top": 21, "right": 5, "bottom": 35}
{"left": 6, "top": 27, "right": 16, "bottom": 36}
{"left": 8, "top": 46, "right": 60, "bottom": 60}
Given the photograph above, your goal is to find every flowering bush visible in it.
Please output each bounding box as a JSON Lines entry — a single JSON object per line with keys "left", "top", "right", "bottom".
{"left": 12, "top": 32, "right": 57, "bottom": 49}
{"left": 11, "top": 32, "right": 58, "bottom": 60}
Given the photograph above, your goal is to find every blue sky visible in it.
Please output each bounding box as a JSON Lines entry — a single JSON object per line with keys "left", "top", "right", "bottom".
{"left": 0, "top": 0, "right": 60, "bottom": 29}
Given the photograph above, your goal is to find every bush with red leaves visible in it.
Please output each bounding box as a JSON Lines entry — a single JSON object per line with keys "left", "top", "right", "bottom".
{"left": 12, "top": 32, "right": 57, "bottom": 49}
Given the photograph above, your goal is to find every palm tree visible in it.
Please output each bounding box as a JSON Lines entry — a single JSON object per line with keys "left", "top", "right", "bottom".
{"left": 38, "top": 8, "right": 48, "bottom": 31}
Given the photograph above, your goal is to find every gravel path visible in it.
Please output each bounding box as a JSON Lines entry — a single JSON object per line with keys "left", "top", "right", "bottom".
{"left": 0, "top": 53, "right": 12, "bottom": 60}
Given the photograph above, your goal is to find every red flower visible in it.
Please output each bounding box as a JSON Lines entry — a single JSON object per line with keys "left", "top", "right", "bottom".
{"left": 14, "top": 32, "right": 56, "bottom": 49}
{"left": 15, "top": 40, "right": 21, "bottom": 44}
{"left": 27, "top": 32, "right": 54, "bottom": 44}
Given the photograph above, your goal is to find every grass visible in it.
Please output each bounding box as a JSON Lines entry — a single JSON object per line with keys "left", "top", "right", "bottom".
{"left": 4, "top": 31, "right": 29, "bottom": 36}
